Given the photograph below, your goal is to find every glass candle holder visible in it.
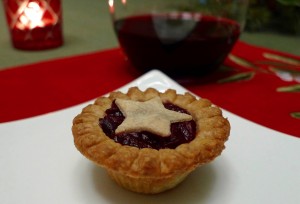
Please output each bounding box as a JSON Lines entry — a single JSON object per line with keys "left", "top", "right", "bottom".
{"left": 3, "top": 0, "right": 63, "bottom": 50}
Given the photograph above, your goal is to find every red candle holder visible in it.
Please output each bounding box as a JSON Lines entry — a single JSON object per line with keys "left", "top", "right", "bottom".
{"left": 3, "top": 0, "right": 63, "bottom": 50}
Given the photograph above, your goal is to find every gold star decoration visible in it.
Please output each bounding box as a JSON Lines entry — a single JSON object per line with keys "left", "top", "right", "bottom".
{"left": 115, "top": 97, "right": 192, "bottom": 137}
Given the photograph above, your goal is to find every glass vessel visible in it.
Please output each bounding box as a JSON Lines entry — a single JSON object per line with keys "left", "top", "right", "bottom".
{"left": 108, "top": 0, "right": 249, "bottom": 78}
{"left": 3, "top": 0, "right": 63, "bottom": 50}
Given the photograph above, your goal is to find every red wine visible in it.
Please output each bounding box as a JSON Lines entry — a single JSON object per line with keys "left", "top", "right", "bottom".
{"left": 115, "top": 14, "right": 241, "bottom": 77}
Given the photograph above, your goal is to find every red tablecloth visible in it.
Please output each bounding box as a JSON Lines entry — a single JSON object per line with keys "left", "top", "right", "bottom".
{"left": 1, "top": 41, "right": 299, "bottom": 137}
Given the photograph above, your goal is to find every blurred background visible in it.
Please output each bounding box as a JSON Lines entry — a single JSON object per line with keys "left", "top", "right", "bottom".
{"left": 0, "top": 0, "right": 299, "bottom": 70}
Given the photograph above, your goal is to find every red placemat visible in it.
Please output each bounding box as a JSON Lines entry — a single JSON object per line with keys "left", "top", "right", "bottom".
{"left": 0, "top": 49, "right": 138, "bottom": 122}
{"left": 0, "top": 41, "right": 299, "bottom": 137}
{"left": 187, "top": 41, "right": 300, "bottom": 138}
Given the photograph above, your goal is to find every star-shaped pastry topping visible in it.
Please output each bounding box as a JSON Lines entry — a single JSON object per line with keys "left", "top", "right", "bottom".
{"left": 114, "top": 97, "right": 192, "bottom": 137}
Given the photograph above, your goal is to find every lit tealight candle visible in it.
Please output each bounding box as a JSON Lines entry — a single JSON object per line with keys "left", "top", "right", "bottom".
{"left": 3, "top": 0, "right": 63, "bottom": 50}
{"left": 18, "top": 1, "right": 45, "bottom": 29}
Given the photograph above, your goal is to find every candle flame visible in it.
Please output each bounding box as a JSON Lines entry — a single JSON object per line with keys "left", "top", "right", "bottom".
{"left": 108, "top": 0, "right": 114, "bottom": 13}
{"left": 18, "top": 1, "right": 45, "bottom": 29}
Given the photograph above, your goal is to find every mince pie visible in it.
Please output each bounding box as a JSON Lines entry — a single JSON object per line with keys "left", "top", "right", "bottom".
{"left": 72, "top": 87, "right": 230, "bottom": 194}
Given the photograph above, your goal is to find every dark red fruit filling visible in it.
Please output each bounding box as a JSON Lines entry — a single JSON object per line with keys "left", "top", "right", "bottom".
{"left": 99, "top": 101, "right": 196, "bottom": 149}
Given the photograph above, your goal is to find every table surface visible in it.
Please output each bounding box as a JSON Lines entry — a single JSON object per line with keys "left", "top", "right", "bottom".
{"left": 0, "top": 0, "right": 300, "bottom": 70}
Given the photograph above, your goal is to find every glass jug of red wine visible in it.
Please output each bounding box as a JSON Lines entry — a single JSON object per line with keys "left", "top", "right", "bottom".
{"left": 108, "top": 0, "right": 249, "bottom": 78}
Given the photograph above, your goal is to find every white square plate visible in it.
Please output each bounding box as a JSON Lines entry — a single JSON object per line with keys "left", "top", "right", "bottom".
{"left": 1, "top": 70, "right": 299, "bottom": 204}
